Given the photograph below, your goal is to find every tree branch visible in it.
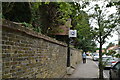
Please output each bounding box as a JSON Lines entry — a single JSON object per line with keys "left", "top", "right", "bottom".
{"left": 115, "top": 27, "right": 120, "bottom": 35}
{"left": 102, "top": 28, "right": 113, "bottom": 45}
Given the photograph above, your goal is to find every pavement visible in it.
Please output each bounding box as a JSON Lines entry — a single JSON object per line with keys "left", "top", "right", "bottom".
{"left": 64, "top": 56, "right": 99, "bottom": 78}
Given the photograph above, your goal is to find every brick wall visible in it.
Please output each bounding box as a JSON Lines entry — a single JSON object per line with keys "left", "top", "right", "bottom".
{"left": 1, "top": 19, "right": 82, "bottom": 78}
{"left": 70, "top": 48, "right": 82, "bottom": 68}
{"left": 0, "top": 18, "right": 2, "bottom": 79}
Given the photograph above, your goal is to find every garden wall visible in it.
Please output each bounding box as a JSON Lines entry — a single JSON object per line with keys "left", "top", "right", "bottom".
{"left": 1, "top": 19, "right": 82, "bottom": 78}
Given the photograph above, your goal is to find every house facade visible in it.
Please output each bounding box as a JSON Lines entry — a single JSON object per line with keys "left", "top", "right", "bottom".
{"left": 107, "top": 45, "right": 120, "bottom": 54}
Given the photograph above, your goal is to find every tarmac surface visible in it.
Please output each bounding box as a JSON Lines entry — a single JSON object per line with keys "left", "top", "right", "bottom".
{"left": 63, "top": 56, "right": 110, "bottom": 80}
{"left": 67, "top": 56, "right": 99, "bottom": 78}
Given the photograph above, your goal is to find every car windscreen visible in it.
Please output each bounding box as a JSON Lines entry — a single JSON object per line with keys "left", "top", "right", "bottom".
{"left": 94, "top": 54, "right": 99, "bottom": 56}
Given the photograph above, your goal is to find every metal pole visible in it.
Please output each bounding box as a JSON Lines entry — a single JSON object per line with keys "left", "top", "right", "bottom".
{"left": 67, "top": 37, "right": 70, "bottom": 67}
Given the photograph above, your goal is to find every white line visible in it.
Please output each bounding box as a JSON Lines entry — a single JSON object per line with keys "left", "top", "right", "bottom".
{"left": 92, "top": 60, "right": 99, "bottom": 78}
{"left": 92, "top": 60, "right": 108, "bottom": 78}
{"left": 92, "top": 60, "right": 98, "bottom": 67}
{"left": 103, "top": 71, "right": 108, "bottom": 78}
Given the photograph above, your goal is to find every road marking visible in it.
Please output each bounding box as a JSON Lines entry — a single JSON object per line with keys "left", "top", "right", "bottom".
{"left": 92, "top": 60, "right": 108, "bottom": 78}
{"left": 103, "top": 71, "right": 108, "bottom": 78}
{"left": 92, "top": 60, "right": 98, "bottom": 67}
{"left": 92, "top": 60, "right": 99, "bottom": 78}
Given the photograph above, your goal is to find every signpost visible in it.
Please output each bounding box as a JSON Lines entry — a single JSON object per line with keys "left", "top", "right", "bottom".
{"left": 67, "top": 30, "right": 77, "bottom": 67}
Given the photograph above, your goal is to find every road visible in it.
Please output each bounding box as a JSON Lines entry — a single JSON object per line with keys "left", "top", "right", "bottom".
{"left": 94, "top": 60, "right": 110, "bottom": 78}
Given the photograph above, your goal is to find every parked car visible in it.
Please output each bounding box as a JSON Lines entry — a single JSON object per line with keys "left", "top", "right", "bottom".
{"left": 102, "top": 56, "right": 118, "bottom": 68}
{"left": 109, "top": 61, "right": 120, "bottom": 80}
{"left": 93, "top": 53, "right": 99, "bottom": 61}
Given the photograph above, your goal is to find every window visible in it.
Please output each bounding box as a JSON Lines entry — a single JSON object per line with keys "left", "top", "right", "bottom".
{"left": 114, "top": 62, "right": 120, "bottom": 70}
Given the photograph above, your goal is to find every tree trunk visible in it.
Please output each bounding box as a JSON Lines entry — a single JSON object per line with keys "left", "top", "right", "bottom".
{"left": 99, "top": 42, "right": 103, "bottom": 79}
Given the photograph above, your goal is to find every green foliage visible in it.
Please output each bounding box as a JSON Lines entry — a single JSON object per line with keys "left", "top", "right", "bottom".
{"left": 2, "top": 2, "right": 32, "bottom": 23}
{"left": 71, "top": 10, "right": 96, "bottom": 52}
{"left": 2, "top": 2, "right": 96, "bottom": 51}
{"left": 102, "top": 52, "right": 106, "bottom": 55}
{"left": 90, "top": 4, "right": 117, "bottom": 45}
{"left": 106, "top": 1, "right": 120, "bottom": 7}
{"left": 58, "top": 2, "right": 73, "bottom": 22}
{"left": 22, "top": 22, "right": 41, "bottom": 33}
{"left": 22, "top": 22, "right": 32, "bottom": 28}
{"left": 109, "top": 50, "right": 116, "bottom": 56}
{"left": 0, "top": 13, "right": 2, "bottom": 19}
{"left": 102, "top": 57, "right": 111, "bottom": 69}
{"left": 2, "top": 2, "right": 15, "bottom": 14}
{"left": 115, "top": 54, "right": 120, "bottom": 58}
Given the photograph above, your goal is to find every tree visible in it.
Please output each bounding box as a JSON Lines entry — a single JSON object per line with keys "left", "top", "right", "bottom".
{"left": 2, "top": 2, "right": 61, "bottom": 34}
{"left": 2, "top": 1, "right": 96, "bottom": 51}
{"left": 89, "top": 2, "right": 117, "bottom": 79}
{"left": 106, "top": 1, "right": 120, "bottom": 45}
{"left": 73, "top": 10, "right": 96, "bottom": 53}
{"left": 59, "top": 2, "right": 97, "bottom": 52}
{"left": 2, "top": 2, "right": 32, "bottom": 23}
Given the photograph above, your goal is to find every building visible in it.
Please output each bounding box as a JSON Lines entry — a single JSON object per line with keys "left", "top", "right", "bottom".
{"left": 96, "top": 49, "right": 105, "bottom": 53}
{"left": 107, "top": 45, "right": 120, "bottom": 54}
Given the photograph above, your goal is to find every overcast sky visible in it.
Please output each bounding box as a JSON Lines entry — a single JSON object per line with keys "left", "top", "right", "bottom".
{"left": 82, "top": 1, "right": 118, "bottom": 48}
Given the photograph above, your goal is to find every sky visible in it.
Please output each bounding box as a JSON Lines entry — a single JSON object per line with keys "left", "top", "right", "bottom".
{"left": 82, "top": 1, "right": 119, "bottom": 48}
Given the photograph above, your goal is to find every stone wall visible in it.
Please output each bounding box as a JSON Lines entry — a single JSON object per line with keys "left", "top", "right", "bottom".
{"left": 1, "top": 19, "right": 82, "bottom": 78}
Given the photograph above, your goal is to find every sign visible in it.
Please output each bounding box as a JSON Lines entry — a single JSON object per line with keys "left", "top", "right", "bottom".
{"left": 69, "top": 30, "right": 77, "bottom": 37}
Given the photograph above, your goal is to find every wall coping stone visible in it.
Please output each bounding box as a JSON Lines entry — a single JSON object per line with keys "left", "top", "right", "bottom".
{"left": 2, "top": 19, "right": 67, "bottom": 47}
{"left": 70, "top": 47, "right": 82, "bottom": 52}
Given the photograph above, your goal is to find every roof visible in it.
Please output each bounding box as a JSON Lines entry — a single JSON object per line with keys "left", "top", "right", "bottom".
{"left": 107, "top": 46, "right": 119, "bottom": 50}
